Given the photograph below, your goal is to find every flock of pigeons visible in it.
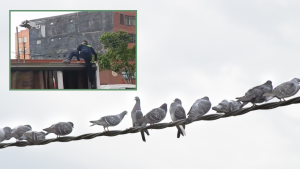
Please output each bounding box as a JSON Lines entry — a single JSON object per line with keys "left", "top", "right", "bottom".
{"left": 1, "top": 78, "right": 299, "bottom": 143}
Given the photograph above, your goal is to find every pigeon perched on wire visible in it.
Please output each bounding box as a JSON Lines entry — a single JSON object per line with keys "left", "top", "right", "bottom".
{"left": 6, "top": 125, "right": 32, "bottom": 142}
{"left": 263, "top": 78, "right": 300, "bottom": 102}
{"left": 185, "top": 97, "right": 211, "bottom": 123}
{"left": 19, "top": 131, "right": 48, "bottom": 143}
{"left": 90, "top": 111, "right": 128, "bottom": 131}
{"left": 135, "top": 103, "right": 168, "bottom": 132}
{"left": 170, "top": 98, "right": 186, "bottom": 138}
{"left": 0, "top": 127, "right": 12, "bottom": 143}
{"left": 236, "top": 80, "right": 273, "bottom": 108}
{"left": 131, "top": 96, "right": 150, "bottom": 142}
{"left": 212, "top": 100, "right": 242, "bottom": 114}
{"left": 43, "top": 122, "right": 74, "bottom": 138}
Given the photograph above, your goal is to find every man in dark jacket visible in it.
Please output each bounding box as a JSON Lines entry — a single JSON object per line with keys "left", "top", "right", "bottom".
{"left": 62, "top": 40, "right": 98, "bottom": 89}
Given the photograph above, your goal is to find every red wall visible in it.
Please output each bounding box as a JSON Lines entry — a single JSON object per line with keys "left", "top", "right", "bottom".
{"left": 113, "top": 11, "right": 136, "bottom": 48}
{"left": 15, "top": 29, "right": 30, "bottom": 59}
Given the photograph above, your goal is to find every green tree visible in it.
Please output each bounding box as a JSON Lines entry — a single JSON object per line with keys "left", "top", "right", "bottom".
{"left": 97, "top": 31, "right": 136, "bottom": 84}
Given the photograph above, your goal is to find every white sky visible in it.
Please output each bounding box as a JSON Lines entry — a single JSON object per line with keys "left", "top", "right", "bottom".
{"left": 2, "top": 0, "right": 300, "bottom": 169}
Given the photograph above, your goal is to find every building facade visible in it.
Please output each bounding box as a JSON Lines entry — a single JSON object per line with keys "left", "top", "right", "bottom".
{"left": 14, "top": 29, "right": 30, "bottom": 59}
{"left": 27, "top": 11, "right": 136, "bottom": 60}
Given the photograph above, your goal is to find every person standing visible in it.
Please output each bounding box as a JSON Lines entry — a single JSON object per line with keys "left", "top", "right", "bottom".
{"left": 62, "top": 40, "right": 98, "bottom": 89}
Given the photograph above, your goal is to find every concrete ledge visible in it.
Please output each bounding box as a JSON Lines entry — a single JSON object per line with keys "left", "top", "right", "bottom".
{"left": 11, "top": 63, "right": 97, "bottom": 71}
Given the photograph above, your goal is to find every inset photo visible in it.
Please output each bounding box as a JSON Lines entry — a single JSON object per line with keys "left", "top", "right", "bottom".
{"left": 10, "top": 10, "right": 136, "bottom": 90}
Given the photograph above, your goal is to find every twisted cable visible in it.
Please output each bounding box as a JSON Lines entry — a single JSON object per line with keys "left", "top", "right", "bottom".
{"left": 1, "top": 96, "right": 299, "bottom": 149}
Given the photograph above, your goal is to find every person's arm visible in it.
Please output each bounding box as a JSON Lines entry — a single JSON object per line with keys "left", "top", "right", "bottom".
{"left": 77, "top": 44, "right": 83, "bottom": 52}
{"left": 91, "top": 47, "right": 98, "bottom": 61}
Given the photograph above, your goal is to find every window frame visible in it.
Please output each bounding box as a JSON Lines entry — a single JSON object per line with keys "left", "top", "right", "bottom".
{"left": 125, "top": 15, "right": 136, "bottom": 26}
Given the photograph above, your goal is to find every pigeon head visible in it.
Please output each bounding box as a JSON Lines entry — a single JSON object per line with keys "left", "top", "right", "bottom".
{"left": 292, "top": 78, "right": 300, "bottom": 83}
{"left": 135, "top": 96, "right": 140, "bottom": 101}
{"left": 202, "top": 96, "right": 209, "bottom": 101}
{"left": 160, "top": 103, "right": 168, "bottom": 112}
{"left": 119, "top": 111, "right": 128, "bottom": 119}
{"left": 265, "top": 80, "right": 272, "bottom": 85}
{"left": 121, "top": 111, "right": 128, "bottom": 115}
{"left": 25, "top": 125, "right": 32, "bottom": 129}
{"left": 174, "top": 98, "right": 182, "bottom": 105}
{"left": 3, "top": 127, "right": 11, "bottom": 134}
{"left": 68, "top": 122, "right": 74, "bottom": 128}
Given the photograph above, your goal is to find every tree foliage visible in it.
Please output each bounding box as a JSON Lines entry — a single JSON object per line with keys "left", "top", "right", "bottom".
{"left": 97, "top": 31, "right": 136, "bottom": 84}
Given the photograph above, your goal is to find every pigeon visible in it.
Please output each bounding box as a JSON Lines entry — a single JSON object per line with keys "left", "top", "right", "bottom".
{"left": 90, "top": 111, "right": 128, "bottom": 131}
{"left": 170, "top": 98, "right": 187, "bottom": 138}
{"left": 135, "top": 103, "right": 168, "bottom": 130}
{"left": 0, "top": 127, "right": 12, "bottom": 143}
{"left": 236, "top": 80, "right": 273, "bottom": 108}
{"left": 43, "top": 122, "right": 74, "bottom": 138}
{"left": 19, "top": 131, "right": 48, "bottom": 143}
{"left": 186, "top": 97, "right": 211, "bottom": 123}
{"left": 6, "top": 125, "right": 32, "bottom": 142}
{"left": 263, "top": 78, "right": 300, "bottom": 102}
{"left": 131, "top": 96, "right": 150, "bottom": 142}
{"left": 19, "top": 20, "right": 32, "bottom": 29}
{"left": 212, "top": 100, "right": 242, "bottom": 114}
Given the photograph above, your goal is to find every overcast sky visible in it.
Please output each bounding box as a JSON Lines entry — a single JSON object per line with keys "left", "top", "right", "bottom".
{"left": 2, "top": 0, "right": 300, "bottom": 169}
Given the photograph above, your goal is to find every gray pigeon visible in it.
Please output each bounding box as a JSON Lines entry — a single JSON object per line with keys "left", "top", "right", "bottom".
{"left": 263, "top": 78, "right": 300, "bottom": 101}
{"left": 131, "top": 96, "right": 150, "bottom": 142}
{"left": 43, "top": 122, "right": 74, "bottom": 138}
{"left": 186, "top": 97, "right": 211, "bottom": 123}
{"left": 170, "top": 98, "right": 186, "bottom": 138}
{"left": 90, "top": 111, "right": 128, "bottom": 131}
{"left": 6, "top": 125, "right": 32, "bottom": 142}
{"left": 0, "top": 127, "right": 12, "bottom": 143}
{"left": 236, "top": 80, "right": 273, "bottom": 108}
{"left": 19, "top": 131, "right": 48, "bottom": 143}
{"left": 212, "top": 100, "right": 242, "bottom": 114}
{"left": 135, "top": 103, "right": 168, "bottom": 130}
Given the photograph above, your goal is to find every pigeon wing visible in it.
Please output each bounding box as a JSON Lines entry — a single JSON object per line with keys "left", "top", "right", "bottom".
{"left": 174, "top": 105, "right": 186, "bottom": 120}
{"left": 104, "top": 116, "right": 121, "bottom": 126}
{"left": 55, "top": 123, "right": 72, "bottom": 135}
{"left": 146, "top": 108, "right": 164, "bottom": 122}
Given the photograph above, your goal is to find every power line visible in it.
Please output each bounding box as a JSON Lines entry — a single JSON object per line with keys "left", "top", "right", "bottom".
{"left": 0, "top": 96, "right": 299, "bottom": 149}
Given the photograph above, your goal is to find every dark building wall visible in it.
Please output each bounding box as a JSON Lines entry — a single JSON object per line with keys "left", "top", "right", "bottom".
{"left": 29, "top": 12, "right": 114, "bottom": 60}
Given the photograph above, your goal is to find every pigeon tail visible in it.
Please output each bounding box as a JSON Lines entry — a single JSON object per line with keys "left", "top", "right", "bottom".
{"left": 140, "top": 131, "right": 146, "bottom": 142}
{"left": 179, "top": 125, "right": 186, "bottom": 136}
{"left": 89, "top": 121, "right": 97, "bottom": 127}
{"left": 239, "top": 101, "right": 249, "bottom": 109}
{"left": 263, "top": 92, "right": 275, "bottom": 101}
{"left": 42, "top": 128, "right": 51, "bottom": 133}
{"left": 236, "top": 96, "right": 253, "bottom": 102}
{"left": 175, "top": 125, "right": 183, "bottom": 138}
{"left": 144, "top": 129, "right": 150, "bottom": 136}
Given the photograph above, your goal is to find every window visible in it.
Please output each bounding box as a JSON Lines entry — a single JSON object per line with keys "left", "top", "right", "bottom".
{"left": 50, "top": 22, "right": 54, "bottom": 25}
{"left": 18, "top": 38, "right": 22, "bottom": 43}
{"left": 37, "top": 40, "right": 41, "bottom": 44}
{"left": 69, "top": 19, "right": 73, "bottom": 23}
{"left": 23, "top": 37, "right": 27, "bottom": 43}
{"left": 51, "top": 38, "right": 54, "bottom": 42}
{"left": 70, "top": 36, "right": 74, "bottom": 40}
{"left": 120, "top": 14, "right": 124, "bottom": 25}
{"left": 19, "top": 48, "right": 22, "bottom": 54}
{"left": 125, "top": 16, "right": 135, "bottom": 26}
{"left": 24, "top": 48, "right": 27, "bottom": 54}
{"left": 128, "top": 34, "right": 136, "bottom": 43}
